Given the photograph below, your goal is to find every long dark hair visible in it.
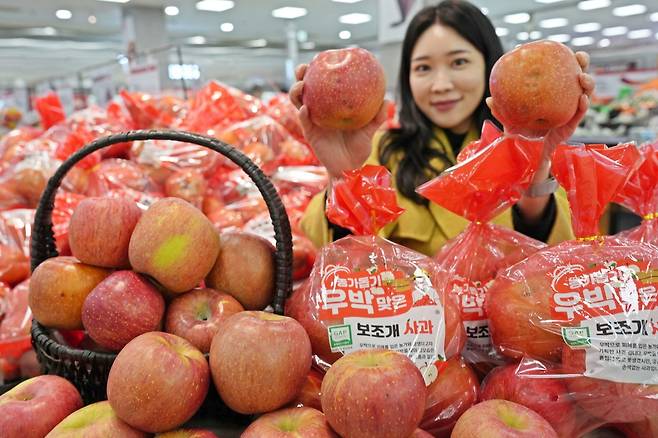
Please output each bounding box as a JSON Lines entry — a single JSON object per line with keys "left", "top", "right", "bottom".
{"left": 380, "top": 0, "right": 503, "bottom": 204}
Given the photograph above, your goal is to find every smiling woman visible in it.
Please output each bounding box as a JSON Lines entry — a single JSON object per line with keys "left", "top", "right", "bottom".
{"left": 295, "top": 0, "right": 593, "bottom": 258}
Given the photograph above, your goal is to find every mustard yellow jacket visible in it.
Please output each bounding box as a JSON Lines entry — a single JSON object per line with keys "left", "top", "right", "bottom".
{"left": 300, "top": 127, "right": 574, "bottom": 257}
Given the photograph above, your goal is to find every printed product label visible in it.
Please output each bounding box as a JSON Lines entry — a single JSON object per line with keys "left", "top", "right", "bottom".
{"left": 550, "top": 260, "right": 658, "bottom": 384}
{"left": 450, "top": 277, "right": 495, "bottom": 361}
{"left": 320, "top": 264, "right": 446, "bottom": 384}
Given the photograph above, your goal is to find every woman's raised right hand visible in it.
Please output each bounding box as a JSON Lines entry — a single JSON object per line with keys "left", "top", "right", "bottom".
{"left": 289, "top": 64, "right": 388, "bottom": 180}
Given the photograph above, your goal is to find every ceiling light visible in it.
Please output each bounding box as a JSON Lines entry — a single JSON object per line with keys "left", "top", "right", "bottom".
{"left": 246, "top": 38, "right": 267, "bottom": 47}
{"left": 548, "top": 33, "right": 571, "bottom": 43}
{"left": 540, "top": 17, "right": 568, "bottom": 28}
{"left": 650, "top": 12, "right": 658, "bottom": 21}
{"left": 504, "top": 12, "right": 530, "bottom": 24}
{"left": 602, "top": 26, "right": 628, "bottom": 36}
{"left": 572, "top": 36, "right": 595, "bottom": 46}
{"left": 577, "top": 0, "right": 610, "bottom": 10}
{"left": 495, "top": 27, "right": 509, "bottom": 36}
{"left": 55, "top": 9, "right": 72, "bottom": 20}
{"left": 612, "top": 4, "right": 647, "bottom": 17}
{"left": 535, "top": 0, "right": 565, "bottom": 3}
{"left": 297, "top": 30, "right": 308, "bottom": 42}
{"left": 165, "top": 6, "right": 179, "bottom": 16}
{"left": 97, "top": 0, "right": 130, "bottom": 3}
{"left": 530, "top": 31, "right": 542, "bottom": 39}
{"left": 517, "top": 32, "right": 529, "bottom": 41}
{"left": 188, "top": 35, "right": 206, "bottom": 44}
{"left": 628, "top": 28, "right": 652, "bottom": 39}
{"left": 332, "top": 0, "right": 363, "bottom": 3}
{"left": 480, "top": 7, "right": 489, "bottom": 15}
{"left": 272, "top": 6, "right": 307, "bottom": 19}
{"left": 339, "top": 30, "right": 351, "bottom": 40}
{"left": 598, "top": 38, "right": 611, "bottom": 47}
{"left": 574, "top": 22, "right": 601, "bottom": 32}
{"left": 339, "top": 13, "right": 371, "bottom": 24}
{"left": 220, "top": 22, "right": 234, "bottom": 32}
{"left": 196, "top": 0, "right": 234, "bottom": 12}
{"left": 301, "top": 41, "right": 316, "bottom": 49}
{"left": 88, "top": 15, "right": 97, "bottom": 24}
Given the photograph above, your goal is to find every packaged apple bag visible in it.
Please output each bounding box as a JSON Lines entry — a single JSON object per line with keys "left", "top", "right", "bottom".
{"left": 415, "top": 122, "right": 546, "bottom": 374}
{"left": 286, "top": 165, "right": 465, "bottom": 383}
{"left": 613, "top": 139, "right": 658, "bottom": 244}
{"left": 487, "top": 143, "right": 658, "bottom": 426}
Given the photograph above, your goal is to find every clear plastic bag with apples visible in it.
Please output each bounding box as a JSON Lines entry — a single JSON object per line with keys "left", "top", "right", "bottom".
{"left": 285, "top": 165, "right": 466, "bottom": 384}
{"left": 0, "top": 280, "right": 33, "bottom": 383}
{"left": 487, "top": 143, "right": 658, "bottom": 433}
{"left": 416, "top": 121, "right": 547, "bottom": 376}
{"left": 219, "top": 115, "right": 317, "bottom": 171}
{"left": 119, "top": 89, "right": 186, "bottom": 130}
{"left": 613, "top": 139, "right": 658, "bottom": 244}
{"left": 265, "top": 93, "right": 307, "bottom": 144}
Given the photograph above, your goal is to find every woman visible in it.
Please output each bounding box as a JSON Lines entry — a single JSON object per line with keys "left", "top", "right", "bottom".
{"left": 290, "top": 0, "right": 594, "bottom": 256}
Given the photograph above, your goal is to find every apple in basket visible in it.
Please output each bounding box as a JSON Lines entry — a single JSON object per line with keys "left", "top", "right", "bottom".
{"left": 205, "top": 231, "right": 276, "bottom": 310}
{"left": 129, "top": 197, "right": 220, "bottom": 294}
{"left": 45, "top": 401, "right": 148, "bottom": 438}
{"left": 154, "top": 429, "right": 219, "bottom": 438}
{"left": 321, "top": 349, "right": 427, "bottom": 438}
{"left": 0, "top": 375, "right": 83, "bottom": 438}
{"left": 209, "top": 311, "right": 312, "bottom": 414}
{"left": 82, "top": 270, "right": 165, "bottom": 352}
{"left": 451, "top": 399, "right": 558, "bottom": 438}
{"left": 489, "top": 40, "right": 582, "bottom": 135}
{"left": 29, "top": 256, "right": 111, "bottom": 330}
{"left": 303, "top": 47, "right": 386, "bottom": 130}
{"left": 69, "top": 197, "right": 142, "bottom": 269}
{"left": 164, "top": 287, "right": 244, "bottom": 353}
{"left": 241, "top": 407, "right": 338, "bottom": 437}
{"left": 107, "top": 332, "right": 209, "bottom": 433}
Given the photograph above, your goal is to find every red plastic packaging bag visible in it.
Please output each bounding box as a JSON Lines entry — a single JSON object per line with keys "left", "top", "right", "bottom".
{"left": 416, "top": 123, "right": 546, "bottom": 374}
{"left": 119, "top": 90, "right": 185, "bottom": 129}
{"left": 180, "top": 81, "right": 263, "bottom": 135}
{"left": 265, "top": 93, "right": 307, "bottom": 144}
{"left": 614, "top": 140, "right": 658, "bottom": 244}
{"left": 486, "top": 143, "right": 658, "bottom": 429}
{"left": 33, "top": 92, "right": 66, "bottom": 129}
{"left": 286, "top": 165, "right": 465, "bottom": 384}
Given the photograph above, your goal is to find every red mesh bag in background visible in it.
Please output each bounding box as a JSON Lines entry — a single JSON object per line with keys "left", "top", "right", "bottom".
{"left": 614, "top": 140, "right": 658, "bottom": 244}
{"left": 286, "top": 165, "right": 465, "bottom": 382}
{"left": 180, "top": 81, "right": 263, "bottom": 135}
{"left": 33, "top": 92, "right": 66, "bottom": 129}
{"left": 487, "top": 143, "right": 658, "bottom": 430}
{"left": 416, "top": 123, "right": 546, "bottom": 374}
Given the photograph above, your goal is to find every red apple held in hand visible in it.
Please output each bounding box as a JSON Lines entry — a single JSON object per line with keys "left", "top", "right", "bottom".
{"left": 155, "top": 429, "right": 219, "bottom": 438}
{"left": 420, "top": 356, "right": 479, "bottom": 437}
{"left": 480, "top": 362, "right": 579, "bottom": 437}
{"left": 209, "top": 311, "right": 312, "bottom": 414}
{"left": 489, "top": 40, "right": 582, "bottom": 135}
{"left": 242, "top": 407, "right": 338, "bottom": 438}
{"left": 165, "top": 287, "right": 244, "bottom": 353}
{"left": 107, "top": 332, "right": 209, "bottom": 433}
{"left": 303, "top": 48, "right": 386, "bottom": 130}
{"left": 0, "top": 375, "right": 83, "bottom": 438}
{"left": 82, "top": 270, "right": 165, "bottom": 351}
{"left": 69, "top": 197, "right": 142, "bottom": 268}
{"left": 321, "top": 349, "right": 426, "bottom": 438}
{"left": 45, "top": 401, "right": 148, "bottom": 438}
{"left": 452, "top": 400, "right": 558, "bottom": 438}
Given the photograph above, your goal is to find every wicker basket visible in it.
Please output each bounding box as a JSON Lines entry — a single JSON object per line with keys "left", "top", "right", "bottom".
{"left": 30, "top": 129, "right": 293, "bottom": 404}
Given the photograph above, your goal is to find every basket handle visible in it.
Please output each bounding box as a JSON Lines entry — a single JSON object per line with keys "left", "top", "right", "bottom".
{"left": 30, "top": 129, "right": 293, "bottom": 314}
